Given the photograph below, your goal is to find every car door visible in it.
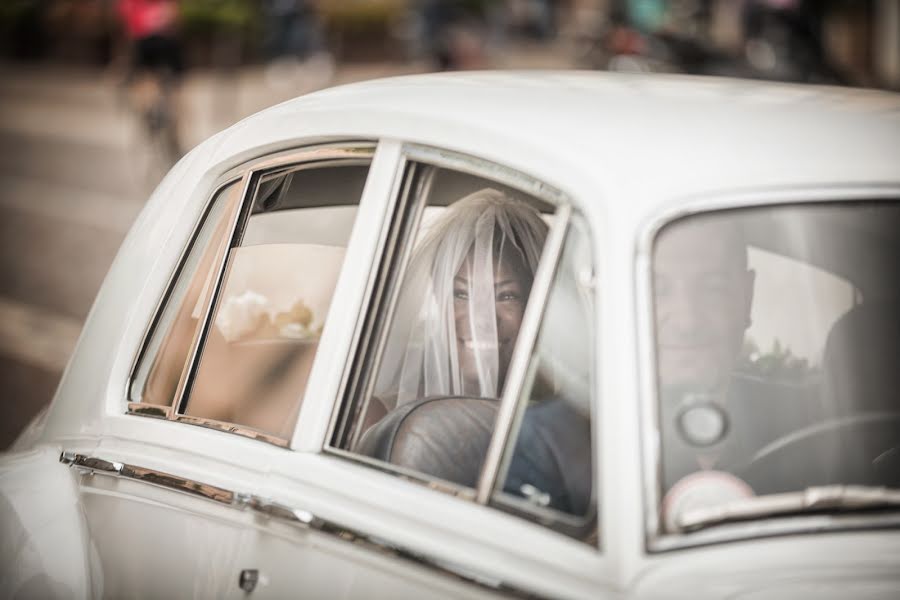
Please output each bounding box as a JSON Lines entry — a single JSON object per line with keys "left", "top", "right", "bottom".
{"left": 228, "top": 142, "right": 611, "bottom": 599}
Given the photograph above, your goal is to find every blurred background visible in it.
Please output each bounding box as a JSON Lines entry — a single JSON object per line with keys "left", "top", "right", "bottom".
{"left": 1, "top": 0, "right": 899, "bottom": 449}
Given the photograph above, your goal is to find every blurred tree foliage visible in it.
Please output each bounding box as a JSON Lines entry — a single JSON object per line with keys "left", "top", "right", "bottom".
{"left": 1, "top": 1, "right": 46, "bottom": 59}
{"left": 179, "top": 0, "right": 257, "bottom": 34}
{"left": 0, "top": 0, "right": 35, "bottom": 21}
{"left": 738, "top": 338, "right": 818, "bottom": 382}
{"left": 320, "top": 0, "right": 406, "bottom": 32}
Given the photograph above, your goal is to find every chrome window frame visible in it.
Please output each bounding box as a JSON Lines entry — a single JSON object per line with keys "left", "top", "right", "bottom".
{"left": 126, "top": 141, "right": 376, "bottom": 447}
{"left": 637, "top": 185, "right": 900, "bottom": 553}
{"left": 324, "top": 143, "right": 597, "bottom": 540}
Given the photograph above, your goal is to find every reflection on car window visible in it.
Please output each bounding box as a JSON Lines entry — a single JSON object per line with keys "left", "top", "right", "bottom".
{"left": 653, "top": 202, "right": 900, "bottom": 533}
{"left": 182, "top": 164, "right": 370, "bottom": 439}
{"left": 494, "top": 215, "right": 596, "bottom": 541}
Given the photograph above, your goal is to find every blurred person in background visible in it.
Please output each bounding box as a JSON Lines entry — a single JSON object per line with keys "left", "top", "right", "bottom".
{"left": 741, "top": 0, "right": 847, "bottom": 84}
{"left": 416, "top": 0, "right": 489, "bottom": 70}
{"left": 117, "top": 0, "right": 184, "bottom": 161}
{"left": 262, "top": 0, "right": 333, "bottom": 91}
{"left": 118, "top": 0, "right": 183, "bottom": 82}
{"left": 263, "top": 0, "right": 323, "bottom": 60}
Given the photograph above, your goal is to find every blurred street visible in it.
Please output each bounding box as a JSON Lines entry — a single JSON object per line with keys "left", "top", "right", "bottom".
{"left": 1, "top": 0, "right": 896, "bottom": 449}
{"left": 0, "top": 45, "right": 575, "bottom": 448}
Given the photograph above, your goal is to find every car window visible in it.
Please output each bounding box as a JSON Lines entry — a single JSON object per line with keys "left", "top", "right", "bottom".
{"left": 651, "top": 201, "right": 900, "bottom": 536}
{"left": 491, "top": 215, "right": 596, "bottom": 540}
{"left": 330, "top": 154, "right": 597, "bottom": 543}
{"left": 130, "top": 179, "right": 244, "bottom": 408}
{"left": 130, "top": 154, "right": 372, "bottom": 442}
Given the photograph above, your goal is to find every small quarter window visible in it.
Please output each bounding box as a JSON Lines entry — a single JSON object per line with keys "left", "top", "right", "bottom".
{"left": 131, "top": 179, "right": 243, "bottom": 407}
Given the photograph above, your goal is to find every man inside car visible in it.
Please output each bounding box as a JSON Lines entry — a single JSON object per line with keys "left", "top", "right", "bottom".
{"left": 654, "top": 215, "right": 821, "bottom": 497}
{"left": 653, "top": 213, "right": 818, "bottom": 494}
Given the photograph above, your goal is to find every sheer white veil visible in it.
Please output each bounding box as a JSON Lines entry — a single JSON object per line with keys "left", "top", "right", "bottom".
{"left": 375, "top": 188, "right": 549, "bottom": 408}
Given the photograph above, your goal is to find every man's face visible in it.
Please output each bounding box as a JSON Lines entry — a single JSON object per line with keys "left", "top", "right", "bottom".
{"left": 653, "top": 220, "right": 754, "bottom": 392}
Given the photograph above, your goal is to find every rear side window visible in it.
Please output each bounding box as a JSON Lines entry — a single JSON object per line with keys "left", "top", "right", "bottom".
{"left": 130, "top": 148, "right": 372, "bottom": 443}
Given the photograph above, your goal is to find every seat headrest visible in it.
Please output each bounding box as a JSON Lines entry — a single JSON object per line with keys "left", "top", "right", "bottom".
{"left": 356, "top": 396, "right": 498, "bottom": 488}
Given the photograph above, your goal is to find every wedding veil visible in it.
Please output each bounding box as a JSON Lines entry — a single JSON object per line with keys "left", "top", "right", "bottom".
{"left": 374, "top": 188, "right": 549, "bottom": 408}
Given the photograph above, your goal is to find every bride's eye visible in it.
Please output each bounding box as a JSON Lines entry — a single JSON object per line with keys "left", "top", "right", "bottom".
{"left": 454, "top": 288, "right": 469, "bottom": 300}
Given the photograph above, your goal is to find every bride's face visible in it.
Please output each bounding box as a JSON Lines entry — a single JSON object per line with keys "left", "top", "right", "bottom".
{"left": 453, "top": 245, "right": 532, "bottom": 395}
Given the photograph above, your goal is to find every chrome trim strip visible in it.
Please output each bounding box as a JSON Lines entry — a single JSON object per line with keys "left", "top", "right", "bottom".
{"left": 403, "top": 144, "right": 566, "bottom": 207}
{"left": 650, "top": 512, "right": 900, "bottom": 553}
{"left": 126, "top": 402, "right": 172, "bottom": 419}
{"left": 61, "top": 451, "right": 234, "bottom": 505}
{"left": 676, "top": 485, "right": 900, "bottom": 533}
{"left": 60, "top": 451, "right": 546, "bottom": 598}
{"left": 476, "top": 204, "right": 571, "bottom": 503}
{"left": 245, "top": 495, "right": 317, "bottom": 527}
{"left": 240, "top": 144, "right": 376, "bottom": 174}
{"left": 174, "top": 415, "right": 290, "bottom": 448}
{"left": 635, "top": 187, "right": 900, "bottom": 552}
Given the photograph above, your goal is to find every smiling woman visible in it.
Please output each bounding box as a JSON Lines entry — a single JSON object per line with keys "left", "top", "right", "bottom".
{"left": 374, "top": 188, "right": 549, "bottom": 408}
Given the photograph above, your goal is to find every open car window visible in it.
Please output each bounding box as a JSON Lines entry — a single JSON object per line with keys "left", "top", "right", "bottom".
{"left": 491, "top": 214, "right": 596, "bottom": 539}
{"left": 330, "top": 150, "right": 597, "bottom": 544}
{"left": 651, "top": 201, "right": 900, "bottom": 536}
{"left": 129, "top": 148, "right": 372, "bottom": 444}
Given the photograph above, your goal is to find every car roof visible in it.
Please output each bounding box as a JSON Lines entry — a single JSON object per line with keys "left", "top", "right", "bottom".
{"left": 211, "top": 71, "right": 900, "bottom": 215}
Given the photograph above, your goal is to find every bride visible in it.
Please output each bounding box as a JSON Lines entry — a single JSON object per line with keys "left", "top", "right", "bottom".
{"left": 374, "top": 188, "right": 549, "bottom": 408}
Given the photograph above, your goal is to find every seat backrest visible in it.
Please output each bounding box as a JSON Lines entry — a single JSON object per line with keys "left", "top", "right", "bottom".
{"left": 822, "top": 302, "right": 900, "bottom": 416}
{"left": 356, "top": 396, "right": 498, "bottom": 488}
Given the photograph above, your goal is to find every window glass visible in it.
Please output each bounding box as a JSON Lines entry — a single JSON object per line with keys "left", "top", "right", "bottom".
{"left": 338, "top": 165, "right": 553, "bottom": 488}
{"left": 743, "top": 247, "right": 857, "bottom": 372}
{"left": 333, "top": 161, "right": 597, "bottom": 541}
{"left": 181, "top": 164, "right": 370, "bottom": 439}
{"left": 131, "top": 179, "right": 243, "bottom": 406}
{"left": 493, "top": 216, "right": 596, "bottom": 540}
{"left": 652, "top": 202, "right": 900, "bottom": 534}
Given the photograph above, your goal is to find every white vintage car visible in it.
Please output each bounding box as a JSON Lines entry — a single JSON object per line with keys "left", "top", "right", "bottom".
{"left": 3, "top": 72, "right": 900, "bottom": 599}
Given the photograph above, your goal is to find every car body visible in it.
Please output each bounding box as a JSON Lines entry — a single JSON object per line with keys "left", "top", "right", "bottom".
{"left": 2, "top": 72, "right": 899, "bottom": 599}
